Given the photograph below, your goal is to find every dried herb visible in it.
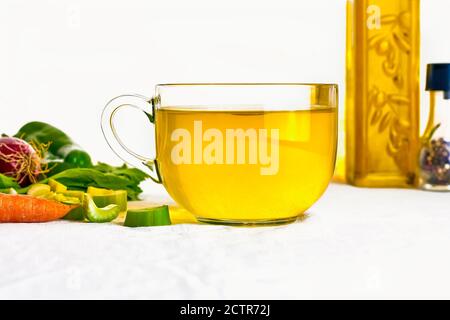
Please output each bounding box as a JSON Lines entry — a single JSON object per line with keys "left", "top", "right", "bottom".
{"left": 419, "top": 137, "right": 450, "bottom": 185}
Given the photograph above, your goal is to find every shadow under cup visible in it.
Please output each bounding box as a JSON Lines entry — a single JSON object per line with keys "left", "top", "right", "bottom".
{"left": 102, "top": 84, "right": 338, "bottom": 226}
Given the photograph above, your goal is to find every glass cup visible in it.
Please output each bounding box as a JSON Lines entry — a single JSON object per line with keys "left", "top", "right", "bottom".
{"left": 102, "top": 84, "right": 338, "bottom": 226}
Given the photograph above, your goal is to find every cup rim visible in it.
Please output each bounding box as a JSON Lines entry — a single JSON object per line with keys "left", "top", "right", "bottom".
{"left": 156, "top": 83, "right": 338, "bottom": 88}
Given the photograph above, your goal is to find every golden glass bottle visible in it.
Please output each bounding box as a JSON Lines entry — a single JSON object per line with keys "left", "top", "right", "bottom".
{"left": 346, "top": 0, "right": 420, "bottom": 187}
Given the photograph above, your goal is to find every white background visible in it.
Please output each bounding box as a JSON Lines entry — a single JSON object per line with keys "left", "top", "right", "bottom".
{"left": 2, "top": 1, "right": 450, "bottom": 300}
{"left": 1, "top": 0, "right": 449, "bottom": 179}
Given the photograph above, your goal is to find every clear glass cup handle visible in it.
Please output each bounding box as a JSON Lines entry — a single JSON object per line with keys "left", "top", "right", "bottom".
{"left": 101, "top": 94, "right": 161, "bottom": 183}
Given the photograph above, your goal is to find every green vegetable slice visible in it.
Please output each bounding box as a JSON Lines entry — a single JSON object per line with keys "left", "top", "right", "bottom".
{"left": 48, "top": 178, "right": 67, "bottom": 193}
{"left": 87, "top": 186, "right": 113, "bottom": 196}
{"left": 0, "top": 173, "right": 20, "bottom": 189}
{"left": 27, "top": 184, "right": 52, "bottom": 197}
{"left": 0, "top": 188, "right": 18, "bottom": 195}
{"left": 62, "top": 190, "right": 85, "bottom": 200}
{"left": 54, "top": 193, "right": 81, "bottom": 205}
{"left": 83, "top": 194, "right": 120, "bottom": 223}
{"left": 87, "top": 187, "right": 127, "bottom": 213}
{"left": 63, "top": 206, "right": 85, "bottom": 221}
{"left": 124, "top": 205, "right": 171, "bottom": 227}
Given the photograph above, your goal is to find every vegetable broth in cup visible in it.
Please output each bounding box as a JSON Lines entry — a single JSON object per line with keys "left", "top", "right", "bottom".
{"left": 102, "top": 84, "right": 338, "bottom": 226}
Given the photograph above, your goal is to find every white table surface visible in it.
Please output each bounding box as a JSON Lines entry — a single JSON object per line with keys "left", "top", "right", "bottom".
{"left": 1, "top": 182, "right": 449, "bottom": 300}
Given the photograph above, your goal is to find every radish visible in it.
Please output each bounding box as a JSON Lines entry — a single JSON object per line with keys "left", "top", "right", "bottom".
{"left": 0, "top": 137, "right": 47, "bottom": 187}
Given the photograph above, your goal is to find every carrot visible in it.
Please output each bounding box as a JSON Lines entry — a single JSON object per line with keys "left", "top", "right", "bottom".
{"left": 0, "top": 193, "right": 77, "bottom": 223}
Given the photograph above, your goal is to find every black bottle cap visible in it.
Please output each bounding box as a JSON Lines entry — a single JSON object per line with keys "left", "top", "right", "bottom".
{"left": 426, "top": 63, "right": 450, "bottom": 99}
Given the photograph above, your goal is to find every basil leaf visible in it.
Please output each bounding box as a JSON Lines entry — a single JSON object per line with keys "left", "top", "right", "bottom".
{"left": 49, "top": 168, "right": 147, "bottom": 201}
{"left": 94, "top": 162, "right": 149, "bottom": 185}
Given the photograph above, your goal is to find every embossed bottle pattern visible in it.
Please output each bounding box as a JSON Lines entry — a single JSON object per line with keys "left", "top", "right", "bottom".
{"left": 346, "top": 0, "right": 420, "bottom": 187}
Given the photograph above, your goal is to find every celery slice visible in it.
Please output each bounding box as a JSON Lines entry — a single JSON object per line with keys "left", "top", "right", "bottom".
{"left": 83, "top": 194, "right": 120, "bottom": 223}
{"left": 92, "top": 190, "right": 127, "bottom": 213}
{"left": 124, "top": 205, "right": 171, "bottom": 227}
{"left": 62, "top": 190, "right": 85, "bottom": 201}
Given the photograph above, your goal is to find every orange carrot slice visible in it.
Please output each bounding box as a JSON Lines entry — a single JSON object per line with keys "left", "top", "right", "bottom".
{"left": 0, "top": 194, "right": 78, "bottom": 223}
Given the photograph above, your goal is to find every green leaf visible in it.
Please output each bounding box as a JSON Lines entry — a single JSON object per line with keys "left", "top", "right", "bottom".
{"left": 48, "top": 168, "right": 148, "bottom": 201}
{"left": 93, "top": 162, "right": 149, "bottom": 185}
{"left": 0, "top": 173, "right": 20, "bottom": 189}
